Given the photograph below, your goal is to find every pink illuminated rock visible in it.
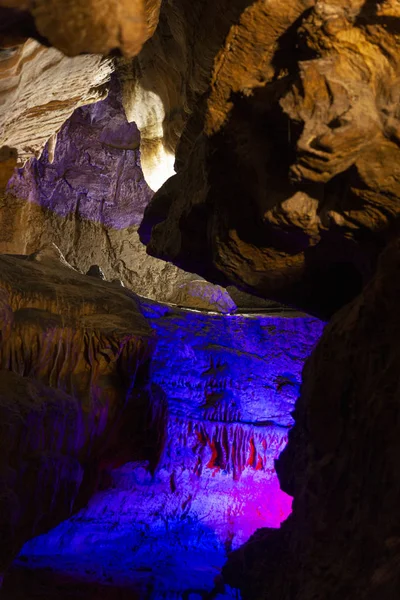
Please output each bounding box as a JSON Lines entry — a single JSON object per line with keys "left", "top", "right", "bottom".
{"left": 6, "top": 299, "right": 323, "bottom": 598}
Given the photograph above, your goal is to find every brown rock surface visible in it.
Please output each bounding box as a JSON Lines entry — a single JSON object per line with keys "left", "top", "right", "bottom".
{"left": 224, "top": 238, "right": 400, "bottom": 599}
{"left": 119, "top": 0, "right": 254, "bottom": 191}
{"left": 2, "top": 82, "right": 239, "bottom": 312}
{"left": 0, "top": 39, "right": 112, "bottom": 168}
{"left": 140, "top": 0, "right": 400, "bottom": 318}
{"left": 0, "top": 0, "right": 161, "bottom": 57}
{"left": 0, "top": 246, "right": 156, "bottom": 573}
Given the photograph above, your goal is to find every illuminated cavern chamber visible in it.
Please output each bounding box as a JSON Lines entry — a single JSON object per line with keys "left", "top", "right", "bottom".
{"left": 6, "top": 299, "right": 323, "bottom": 599}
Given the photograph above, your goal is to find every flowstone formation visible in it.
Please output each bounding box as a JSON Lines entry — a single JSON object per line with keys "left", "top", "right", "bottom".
{"left": 3, "top": 300, "right": 323, "bottom": 599}
{"left": 140, "top": 0, "right": 400, "bottom": 318}
{"left": 224, "top": 238, "right": 400, "bottom": 600}
{"left": 0, "top": 247, "right": 156, "bottom": 577}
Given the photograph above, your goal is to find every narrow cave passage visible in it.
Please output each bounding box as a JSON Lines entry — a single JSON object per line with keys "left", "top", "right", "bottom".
{"left": 3, "top": 301, "right": 323, "bottom": 600}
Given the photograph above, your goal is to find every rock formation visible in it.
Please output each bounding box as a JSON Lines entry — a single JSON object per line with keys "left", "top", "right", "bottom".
{"left": 224, "top": 237, "right": 400, "bottom": 599}
{"left": 2, "top": 79, "right": 241, "bottom": 311}
{"left": 0, "top": 0, "right": 161, "bottom": 57}
{"left": 140, "top": 0, "right": 400, "bottom": 319}
{"left": 0, "top": 0, "right": 399, "bottom": 598}
{"left": 0, "top": 38, "right": 112, "bottom": 185}
{"left": 118, "top": 0, "right": 256, "bottom": 192}
{"left": 3, "top": 299, "right": 323, "bottom": 598}
{"left": 0, "top": 246, "right": 156, "bottom": 575}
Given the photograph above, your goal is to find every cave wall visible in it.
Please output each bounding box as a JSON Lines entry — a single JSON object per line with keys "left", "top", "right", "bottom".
{"left": 0, "top": 248, "right": 157, "bottom": 574}
{"left": 1, "top": 79, "right": 237, "bottom": 312}
{"left": 140, "top": 0, "right": 400, "bottom": 319}
{"left": 0, "top": 0, "right": 399, "bottom": 598}
{"left": 225, "top": 238, "right": 400, "bottom": 600}
{"left": 0, "top": 38, "right": 112, "bottom": 185}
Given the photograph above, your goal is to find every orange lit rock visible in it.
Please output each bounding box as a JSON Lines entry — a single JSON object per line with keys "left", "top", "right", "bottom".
{"left": 0, "top": 246, "right": 156, "bottom": 572}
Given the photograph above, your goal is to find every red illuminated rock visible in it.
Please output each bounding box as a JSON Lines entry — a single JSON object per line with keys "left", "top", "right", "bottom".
{"left": 2, "top": 299, "right": 323, "bottom": 598}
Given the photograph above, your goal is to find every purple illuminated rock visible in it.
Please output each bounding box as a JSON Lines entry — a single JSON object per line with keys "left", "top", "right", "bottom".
{"left": 5, "top": 300, "right": 323, "bottom": 598}
{"left": 2, "top": 80, "right": 239, "bottom": 313}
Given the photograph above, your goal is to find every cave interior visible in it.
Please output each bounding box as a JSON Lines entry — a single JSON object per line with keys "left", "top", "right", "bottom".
{"left": 0, "top": 1, "right": 399, "bottom": 599}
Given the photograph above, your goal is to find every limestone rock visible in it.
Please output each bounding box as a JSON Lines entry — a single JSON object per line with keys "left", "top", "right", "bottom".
{"left": 2, "top": 299, "right": 323, "bottom": 598}
{"left": 0, "top": 39, "right": 112, "bottom": 168}
{"left": 0, "top": 0, "right": 161, "bottom": 57}
{"left": 119, "top": 0, "right": 256, "bottom": 192}
{"left": 0, "top": 249, "right": 155, "bottom": 572}
{"left": 2, "top": 81, "right": 243, "bottom": 313}
{"left": 224, "top": 238, "right": 400, "bottom": 599}
{"left": 140, "top": 0, "right": 400, "bottom": 318}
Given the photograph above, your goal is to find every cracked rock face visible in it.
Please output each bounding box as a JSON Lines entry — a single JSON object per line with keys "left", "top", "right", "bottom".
{"left": 140, "top": 0, "right": 400, "bottom": 318}
{"left": 0, "top": 248, "right": 156, "bottom": 573}
{"left": 224, "top": 238, "right": 400, "bottom": 600}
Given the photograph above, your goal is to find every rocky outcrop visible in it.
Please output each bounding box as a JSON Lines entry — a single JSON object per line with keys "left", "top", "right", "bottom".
{"left": 2, "top": 300, "right": 323, "bottom": 598}
{"left": 0, "top": 38, "right": 112, "bottom": 177}
{"left": 3, "top": 80, "right": 247, "bottom": 312}
{"left": 140, "top": 0, "right": 400, "bottom": 319}
{"left": 0, "top": 0, "right": 161, "bottom": 57}
{"left": 224, "top": 238, "right": 400, "bottom": 599}
{"left": 0, "top": 246, "right": 156, "bottom": 574}
{"left": 118, "top": 0, "right": 255, "bottom": 192}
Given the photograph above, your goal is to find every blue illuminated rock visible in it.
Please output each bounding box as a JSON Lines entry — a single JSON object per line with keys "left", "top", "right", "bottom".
{"left": 8, "top": 299, "right": 323, "bottom": 598}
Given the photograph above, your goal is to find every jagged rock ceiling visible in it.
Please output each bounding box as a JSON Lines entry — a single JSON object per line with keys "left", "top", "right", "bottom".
{"left": 0, "top": 39, "right": 112, "bottom": 185}
{"left": 3, "top": 0, "right": 398, "bottom": 318}
{"left": 0, "top": 0, "right": 161, "bottom": 56}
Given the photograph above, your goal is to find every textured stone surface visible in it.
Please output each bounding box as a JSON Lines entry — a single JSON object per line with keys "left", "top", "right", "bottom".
{"left": 0, "top": 247, "right": 155, "bottom": 573}
{"left": 3, "top": 300, "right": 323, "bottom": 598}
{"left": 0, "top": 39, "right": 112, "bottom": 169}
{"left": 0, "top": 0, "right": 161, "bottom": 57}
{"left": 224, "top": 238, "right": 400, "bottom": 599}
{"left": 118, "top": 0, "right": 254, "bottom": 192}
{"left": 140, "top": 0, "right": 400, "bottom": 318}
{"left": 2, "top": 82, "right": 243, "bottom": 312}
